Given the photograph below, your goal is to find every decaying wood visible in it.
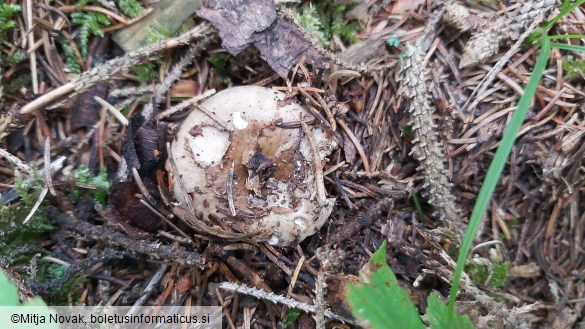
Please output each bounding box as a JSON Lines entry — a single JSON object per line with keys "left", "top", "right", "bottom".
{"left": 45, "top": 207, "right": 206, "bottom": 267}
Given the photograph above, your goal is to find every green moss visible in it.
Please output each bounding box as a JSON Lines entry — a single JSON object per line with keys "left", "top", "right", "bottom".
{"left": 466, "top": 251, "right": 509, "bottom": 289}
{"left": 386, "top": 36, "right": 400, "bottom": 47}
{"left": 563, "top": 55, "right": 585, "bottom": 80}
{"left": 208, "top": 53, "right": 232, "bottom": 85}
{"left": 0, "top": 3, "right": 22, "bottom": 89}
{"left": 489, "top": 261, "right": 510, "bottom": 289}
{"left": 129, "top": 21, "right": 172, "bottom": 84}
{"left": 0, "top": 4, "right": 20, "bottom": 42}
{"left": 294, "top": 4, "right": 328, "bottom": 45}
{"left": 2, "top": 74, "right": 31, "bottom": 95}
{"left": 281, "top": 308, "right": 301, "bottom": 327}
{"left": 34, "top": 261, "right": 87, "bottom": 306}
{"left": 0, "top": 175, "right": 54, "bottom": 266}
{"left": 132, "top": 62, "right": 159, "bottom": 84}
{"left": 145, "top": 21, "right": 173, "bottom": 44}
{"left": 72, "top": 166, "right": 111, "bottom": 205}
{"left": 118, "top": 0, "right": 145, "bottom": 18}
{"left": 293, "top": 1, "right": 361, "bottom": 46}
{"left": 71, "top": 11, "right": 111, "bottom": 58}
{"left": 57, "top": 37, "right": 81, "bottom": 73}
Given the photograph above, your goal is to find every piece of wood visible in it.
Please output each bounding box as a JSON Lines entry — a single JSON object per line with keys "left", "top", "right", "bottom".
{"left": 113, "top": 0, "right": 202, "bottom": 52}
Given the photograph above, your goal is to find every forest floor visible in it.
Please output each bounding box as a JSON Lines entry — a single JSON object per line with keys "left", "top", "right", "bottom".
{"left": 0, "top": 0, "right": 584, "bottom": 328}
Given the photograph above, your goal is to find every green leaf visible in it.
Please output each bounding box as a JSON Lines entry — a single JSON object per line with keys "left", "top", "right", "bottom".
{"left": 347, "top": 241, "right": 425, "bottom": 329}
{"left": 0, "top": 271, "right": 59, "bottom": 329}
{"left": 0, "top": 270, "right": 20, "bottom": 306}
{"left": 427, "top": 292, "right": 474, "bottom": 329}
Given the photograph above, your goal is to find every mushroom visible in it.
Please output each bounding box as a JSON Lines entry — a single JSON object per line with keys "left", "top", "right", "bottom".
{"left": 170, "top": 86, "right": 337, "bottom": 246}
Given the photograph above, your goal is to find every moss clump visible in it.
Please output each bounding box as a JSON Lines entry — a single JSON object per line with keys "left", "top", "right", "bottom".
{"left": 130, "top": 21, "right": 173, "bottom": 84}
{"left": 72, "top": 166, "right": 111, "bottom": 206}
{"left": 71, "top": 11, "right": 111, "bottom": 58}
{"left": 563, "top": 55, "right": 585, "bottom": 80}
{"left": 0, "top": 175, "right": 54, "bottom": 266}
{"left": 467, "top": 250, "right": 510, "bottom": 289}
{"left": 293, "top": 1, "right": 361, "bottom": 46}
{"left": 0, "top": 4, "right": 20, "bottom": 42}
{"left": 118, "top": 0, "right": 145, "bottom": 18}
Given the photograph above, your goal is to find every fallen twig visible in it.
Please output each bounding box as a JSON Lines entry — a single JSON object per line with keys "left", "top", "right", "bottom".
{"left": 219, "top": 282, "right": 357, "bottom": 325}
{"left": 45, "top": 207, "right": 206, "bottom": 267}
{"left": 20, "top": 23, "right": 214, "bottom": 114}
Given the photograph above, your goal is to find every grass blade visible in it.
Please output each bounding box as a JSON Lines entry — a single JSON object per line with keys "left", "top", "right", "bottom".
{"left": 543, "top": 0, "right": 585, "bottom": 31}
{"left": 547, "top": 34, "right": 585, "bottom": 40}
{"left": 550, "top": 42, "right": 585, "bottom": 52}
{"left": 447, "top": 37, "right": 552, "bottom": 322}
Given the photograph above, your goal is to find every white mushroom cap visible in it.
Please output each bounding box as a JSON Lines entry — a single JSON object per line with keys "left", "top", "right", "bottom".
{"left": 170, "top": 86, "right": 336, "bottom": 246}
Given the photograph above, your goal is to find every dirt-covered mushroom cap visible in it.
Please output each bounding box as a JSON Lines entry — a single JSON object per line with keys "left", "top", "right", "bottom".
{"left": 170, "top": 86, "right": 336, "bottom": 246}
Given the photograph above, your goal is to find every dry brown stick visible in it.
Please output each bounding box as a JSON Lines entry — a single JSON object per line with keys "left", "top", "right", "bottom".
{"left": 141, "top": 47, "right": 198, "bottom": 121}
{"left": 20, "top": 23, "right": 213, "bottom": 114}
{"left": 157, "top": 89, "right": 216, "bottom": 119}
{"left": 216, "top": 289, "right": 237, "bottom": 329}
{"left": 300, "top": 121, "right": 327, "bottom": 203}
{"left": 258, "top": 243, "right": 293, "bottom": 277}
{"left": 337, "top": 120, "right": 370, "bottom": 172}
{"left": 227, "top": 161, "right": 237, "bottom": 216}
{"left": 58, "top": 5, "right": 130, "bottom": 25}
{"left": 129, "top": 264, "right": 168, "bottom": 310}
{"left": 226, "top": 256, "right": 272, "bottom": 293}
{"left": 0, "top": 146, "right": 32, "bottom": 172}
